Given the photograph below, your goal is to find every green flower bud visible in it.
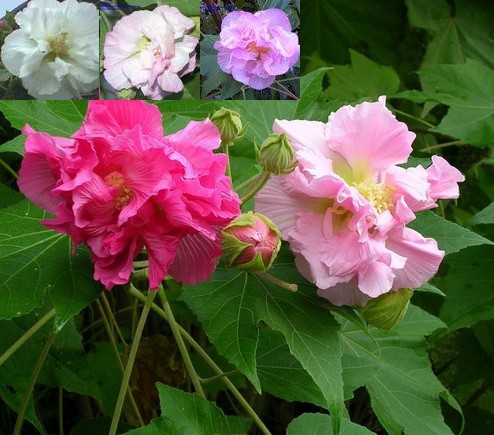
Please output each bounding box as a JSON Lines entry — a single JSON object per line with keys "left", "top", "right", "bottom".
{"left": 211, "top": 108, "right": 244, "bottom": 146}
{"left": 360, "top": 288, "right": 413, "bottom": 330}
{"left": 221, "top": 212, "right": 281, "bottom": 272}
{"left": 117, "top": 88, "right": 137, "bottom": 100}
{"left": 259, "top": 133, "right": 297, "bottom": 175}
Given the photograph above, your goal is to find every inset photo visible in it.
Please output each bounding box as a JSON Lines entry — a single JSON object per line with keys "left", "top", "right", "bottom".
{"left": 100, "top": 0, "right": 200, "bottom": 100}
{"left": 0, "top": 0, "right": 99, "bottom": 100}
{"left": 201, "top": 0, "right": 300, "bottom": 100}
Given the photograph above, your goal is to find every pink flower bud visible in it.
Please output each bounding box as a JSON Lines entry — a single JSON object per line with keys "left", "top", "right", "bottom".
{"left": 221, "top": 212, "right": 281, "bottom": 272}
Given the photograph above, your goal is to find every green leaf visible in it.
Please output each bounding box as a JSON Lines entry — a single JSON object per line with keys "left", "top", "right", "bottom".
{"left": 0, "top": 183, "right": 22, "bottom": 208}
{"left": 0, "top": 200, "right": 100, "bottom": 326}
{"left": 300, "top": 0, "right": 404, "bottom": 72}
{"left": 437, "top": 245, "right": 494, "bottom": 330}
{"left": 287, "top": 413, "right": 374, "bottom": 435}
{"left": 417, "top": 59, "right": 494, "bottom": 146}
{"left": 405, "top": 0, "right": 494, "bottom": 68}
{"left": 257, "top": 330, "right": 326, "bottom": 408}
{"left": 0, "top": 101, "right": 87, "bottom": 137}
{"left": 409, "top": 211, "right": 493, "bottom": 255}
{"left": 182, "top": 267, "right": 345, "bottom": 433}
{"left": 200, "top": 35, "right": 243, "bottom": 99}
{"left": 341, "top": 305, "right": 454, "bottom": 434}
{"left": 324, "top": 50, "right": 400, "bottom": 101}
{"left": 0, "top": 134, "right": 24, "bottom": 155}
{"left": 127, "top": 383, "right": 250, "bottom": 434}
{"left": 470, "top": 202, "right": 494, "bottom": 225}
{"left": 295, "top": 67, "right": 344, "bottom": 121}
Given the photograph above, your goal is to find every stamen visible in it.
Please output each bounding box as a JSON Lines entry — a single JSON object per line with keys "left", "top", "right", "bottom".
{"left": 353, "top": 180, "right": 394, "bottom": 213}
{"left": 105, "top": 171, "right": 132, "bottom": 210}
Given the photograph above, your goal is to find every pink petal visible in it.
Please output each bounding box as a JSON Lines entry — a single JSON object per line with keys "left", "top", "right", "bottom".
{"left": 169, "top": 232, "right": 222, "bottom": 285}
{"left": 386, "top": 226, "right": 445, "bottom": 290}
{"left": 155, "top": 5, "right": 195, "bottom": 37}
{"left": 74, "top": 101, "right": 164, "bottom": 140}
{"left": 317, "top": 280, "right": 371, "bottom": 307}
{"left": 144, "top": 233, "right": 181, "bottom": 289}
{"left": 255, "top": 8, "right": 292, "bottom": 32}
{"left": 427, "top": 155, "right": 465, "bottom": 201}
{"left": 357, "top": 260, "right": 394, "bottom": 298}
{"left": 325, "top": 96, "right": 415, "bottom": 180}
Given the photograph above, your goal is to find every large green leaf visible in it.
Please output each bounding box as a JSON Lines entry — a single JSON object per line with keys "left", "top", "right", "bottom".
{"left": 287, "top": 412, "right": 374, "bottom": 435}
{"left": 0, "top": 134, "right": 24, "bottom": 155}
{"left": 409, "top": 211, "right": 493, "bottom": 254}
{"left": 437, "top": 245, "right": 494, "bottom": 330}
{"left": 341, "top": 305, "right": 454, "bottom": 434}
{"left": 0, "top": 183, "right": 22, "bottom": 208}
{"left": 0, "top": 101, "right": 87, "bottom": 137}
{"left": 417, "top": 59, "right": 494, "bottom": 147}
{"left": 300, "top": 0, "right": 404, "bottom": 72}
{"left": 257, "top": 330, "right": 326, "bottom": 408}
{"left": 469, "top": 202, "right": 494, "bottom": 225}
{"left": 182, "top": 266, "right": 345, "bottom": 433}
{"left": 324, "top": 50, "right": 400, "bottom": 101}
{"left": 0, "top": 200, "right": 100, "bottom": 328}
{"left": 127, "top": 383, "right": 250, "bottom": 434}
{"left": 405, "top": 0, "right": 494, "bottom": 68}
{"left": 295, "top": 67, "right": 343, "bottom": 122}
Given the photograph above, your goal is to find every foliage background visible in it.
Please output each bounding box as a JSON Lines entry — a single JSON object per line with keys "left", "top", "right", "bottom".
{"left": 0, "top": 0, "right": 493, "bottom": 433}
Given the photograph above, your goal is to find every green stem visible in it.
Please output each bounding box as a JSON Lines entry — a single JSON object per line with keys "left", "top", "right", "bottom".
{"left": 100, "top": 294, "right": 128, "bottom": 346}
{"left": 240, "top": 171, "right": 270, "bottom": 204}
{"left": 128, "top": 286, "right": 271, "bottom": 435}
{"left": 157, "top": 286, "right": 205, "bottom": 398}
{"left": 109, "top": 290, "right": 155, "bottom": 435}
{"left": 95, "top": 300, "right": 143, "bottom": 426}
{"left": 0, "top": 157, "right": 19, "bottom": 180}
{"left": 224, "top": 143, "right": 232, "bottom": 180}
{"left": 255, "top": 272, "right": 298, "bottom": 292}
{"left": 132, "top": 260, "right": 149, "bottom": 269}
{"left": 392, "top": 109, "right": 435, "bottom": 128}
{"left": 13, "top": 333, "right": 55, "bottom": 435}
{"left": 420, "top": 140, "right": 464, "bottom": 153}
{"left": 200, "top": 370, "right": 239, "bottom": 384}
{"left": 131, "top": 268, "right": 149, "bottom": 282}
{"left": 0, "top": 308, "right": 55, "bottom": 368}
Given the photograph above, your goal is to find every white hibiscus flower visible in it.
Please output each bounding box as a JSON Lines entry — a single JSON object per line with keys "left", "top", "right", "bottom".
{"left": 0, "top": 0, "right": 98, "bottom": 99}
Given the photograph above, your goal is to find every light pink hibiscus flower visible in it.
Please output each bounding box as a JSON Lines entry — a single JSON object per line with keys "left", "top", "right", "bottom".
{"left": 18, "top": 101, "right": 240, "bottom": 289}
{"left": 255, "top": 97, "right": 464, "bottom": 306}
{"left": 214, "top": 9, "right": 299, "bottom": 90}
{"left": 103, "top": 6, "right": 198, "bottom": 100}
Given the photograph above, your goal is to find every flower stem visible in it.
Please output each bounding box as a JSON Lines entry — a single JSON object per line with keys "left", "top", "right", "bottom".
{"left": 420, "top": 140, "right": 464, "bottom": 153}
{"left": 109, "top": 290, "right": 155, "bottom": 435}
{"left": 95, "top": 300, "right": 143, "bottom": 426}
{"left": 255, "top": 271, "right": 298, "bottom": 292}
{"left": 127, "top": 286, "right": 271, "bottom": 435}
{"left": 240, "top": 171, "right": 270, "bottom": 204}
{"left": 13, "top": 333, "right": 55, "bottom": 435}
{"left": 224, "top": 143, "right": 233, "bottom": 180}
{"left": 157, "top": 285, "right": 205, "bottom": 398}
{"left": 0, "top": 308, "right": 55, "bottom": 368}
{"left": 392, "top": 109, "right": 435, "bottom": 128}
{"left": 0, "top": 157, "right": 19, "bottom": 180}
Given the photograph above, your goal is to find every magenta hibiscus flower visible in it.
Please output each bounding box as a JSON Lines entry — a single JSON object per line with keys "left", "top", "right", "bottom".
{"left": 255, "top": 97, "right": 464, "bottom": 306}
{"left": 18, "top": 101, "right": 240, "bottom": 289}
{"left": 214, "top": 9, "right": 299, "bottom": 90}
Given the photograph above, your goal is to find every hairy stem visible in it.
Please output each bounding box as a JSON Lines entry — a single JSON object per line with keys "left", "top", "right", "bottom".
{"left": 109, "top": 290, "right": 155, "bottom": 435}
{"left": 13, "top": 333, "right": 55, "bottom": 435}
{"left": 0, "top": 308, "right": 55, "bottom": 368}
{"left": 240, "top": 171, "right": 270, "bottom": 204}
{"left": 255, "top": 271, "right": 298, "bottom": 292}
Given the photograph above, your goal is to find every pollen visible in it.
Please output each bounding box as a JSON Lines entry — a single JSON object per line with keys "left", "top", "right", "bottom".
{"left": 105, "top": 171, "right": 132, "bottom": 210}
{"left": 353, "top": 180, "right": 395, "bottom": 214}
{"left": 48, "top": 32, "right": 70, "bottom": 60}
{"left": 247, "top": 41, "right": 269, "bottom": 59}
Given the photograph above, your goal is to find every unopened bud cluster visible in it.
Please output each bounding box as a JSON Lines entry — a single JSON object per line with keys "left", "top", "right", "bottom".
{"left": 211, "top": 108, "right": 245, "bottom": 146}
{"left": 258, "top": 133, "right": 297, "bottom": 175}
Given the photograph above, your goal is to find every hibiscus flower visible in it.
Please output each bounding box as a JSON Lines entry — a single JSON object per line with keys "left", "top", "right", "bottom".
{"left": 255, "top": 97, "right": 464, "bottom": 306}
{"left": 18, "top": 101, "right": 240, "bottom": 289}
{"left": 0, "top": 0, "right": 98, "bottom": 99}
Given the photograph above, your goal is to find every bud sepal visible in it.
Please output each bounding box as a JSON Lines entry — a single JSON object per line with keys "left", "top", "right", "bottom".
{"left": 258, "top": 133, "right": 297, "bottom": 175}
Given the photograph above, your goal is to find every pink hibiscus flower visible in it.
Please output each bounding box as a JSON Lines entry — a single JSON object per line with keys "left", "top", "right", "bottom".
{"left": 214, "top": 9, "right": 300, "bottom": 90}
{"left": 103, "top": 6, "right": 198, "bottom": 100}
{"left": 18, "top": 101, "right": 240, "bottom": 289}
{"left": 255, "top": 97, "right": 464, "bottom": 306}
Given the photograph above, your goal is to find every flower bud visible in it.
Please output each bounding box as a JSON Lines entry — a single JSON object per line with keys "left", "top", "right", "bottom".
{"left": 259, "top": 133, "right": 297, "bottom": 175}
{"left": 117, "top": 88, "right": 137, "bottom": 100}
{"left": 211, "top": 108, "right": 244, "bottom": 146}
{"left": 359, "top": 288, "right": 413, "bottom": 330}
{"left": 221, "top": 212, "right": 281, "bottom": 272}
